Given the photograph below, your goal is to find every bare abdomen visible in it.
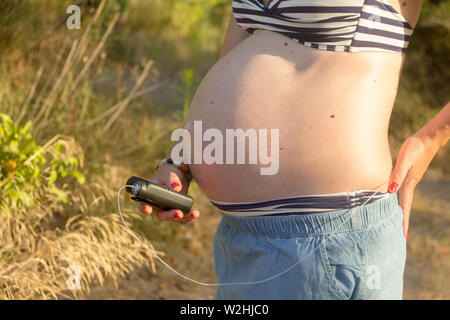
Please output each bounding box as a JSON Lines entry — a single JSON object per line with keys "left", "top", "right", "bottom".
{"left": 184, "top": 30, "right": 403, "bottom": 202}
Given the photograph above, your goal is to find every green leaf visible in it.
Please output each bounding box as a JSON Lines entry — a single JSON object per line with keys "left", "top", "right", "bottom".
{"left": 0, "top": 203, "right": 11, "bottom": 216}
{"left": 66, "top": 156, "right": 79, "bottom": 167}
{"left": 68, "top": 170, "right": 85, "bottom": 185}
{"left": 8, "top": 140, "right": 19, "bottom": 154}
{"left": 32, "top": 165, "right": 41, "bottom": 178}
{"left": 11, "top": 189, "right": 20, "bottom": 205}
{"left": 54, "top": 143, "right": 64, "bottom": 153}
{"left": 20, "top": 137, "right": 36, "bottom": 155}
{"left": 22, "top": 121, "right": 32, "bottom": 134}
{"left": 0, "top": 113, "right": 15, "bottom": 137}
{"left": 48, "top": 170, "right": 57, "bottom": 186}
{"left": 59, "top": 167, "right": 68, "bottom": 178}
{"left": 49, "top": 186, "right": 68, "bottom": 203}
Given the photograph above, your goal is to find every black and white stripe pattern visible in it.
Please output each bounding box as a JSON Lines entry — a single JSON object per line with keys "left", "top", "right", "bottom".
{"left": 210, "top": 190, "right": 390, "bottom": 216}
{"left": 232, "top": 0, "right": 413, "bottom": 52}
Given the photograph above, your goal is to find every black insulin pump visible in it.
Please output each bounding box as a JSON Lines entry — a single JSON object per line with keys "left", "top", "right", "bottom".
{"left": 125, "top": 176, "right": 193, "bottom": 213}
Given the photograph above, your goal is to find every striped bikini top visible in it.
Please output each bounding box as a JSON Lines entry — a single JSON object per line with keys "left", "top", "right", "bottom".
{"left": 232, "top": 0, "right": 414, "bottom": 53}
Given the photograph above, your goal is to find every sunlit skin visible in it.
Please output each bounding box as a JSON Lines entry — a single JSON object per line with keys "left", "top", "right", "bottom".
{"left": 139, "top": 0, "right": 449, "bottom": 239}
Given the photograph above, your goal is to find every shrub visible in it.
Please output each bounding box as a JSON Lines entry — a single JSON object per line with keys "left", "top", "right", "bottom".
{"left": 0, "top": 113, "right": 85, "bottom": 215}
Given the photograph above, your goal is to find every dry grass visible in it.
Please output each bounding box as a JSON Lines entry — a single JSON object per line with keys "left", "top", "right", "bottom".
{"left": 403, "top": 172, "right": 450, "bottom": 299}
{"left": 0, "top": 154, "right": 164, "bottom": 299}
{"left": 0, "top": 1, "right": 168, "bottom": 299}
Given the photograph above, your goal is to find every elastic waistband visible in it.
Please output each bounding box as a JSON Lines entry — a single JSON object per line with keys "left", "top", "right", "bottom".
{"left": 210, "top": 190, "right": 389, "bottom": 216}
{"left": 221, "top": 192, "right": 400, "bottom": 238}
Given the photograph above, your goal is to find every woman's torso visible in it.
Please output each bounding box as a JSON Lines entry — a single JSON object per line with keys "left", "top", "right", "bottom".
{"left": 184, "top": 0, "right": 421, "bottom": 202}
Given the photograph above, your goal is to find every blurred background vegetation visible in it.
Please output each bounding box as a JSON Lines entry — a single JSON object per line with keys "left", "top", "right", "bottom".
{"left": 0, "top": 0, "right": 448, "bottom": 299}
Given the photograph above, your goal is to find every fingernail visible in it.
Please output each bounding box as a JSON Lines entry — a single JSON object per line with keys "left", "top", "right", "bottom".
{"left": 388, "top": 181, "right": 398, "bottom": 193}
{"left": 189, "top": 212, "right": 197, "bottom": 218}
{"left": 143, "top": 206, "right": 151, "bottom": 214}
{"left": 170, "top": 182, "right": 180, "bottom": 190}
{"left": 173, "top": 212, "right": 182, "bottom": 219}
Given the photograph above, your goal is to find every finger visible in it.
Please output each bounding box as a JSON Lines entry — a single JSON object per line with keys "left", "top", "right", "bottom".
{"left": 155, "top": 209, "right": 184, "bottom": 222}
{"left": 150, "top": 176, "right": 168, "bottom": 188}
{"left": 164, "top": 171, "right": 182, "bottom": 192}
{"left": 176, "top": 209, "right": 200, "bottom": 224}
{"left": 388, "top": 149, "right": 412, "bottom": 193}
{"left": 397, "top": 178, "right": 417, "bottom": 239}
{"left": 138, "top": 203, "right": 153, "bottom": 215}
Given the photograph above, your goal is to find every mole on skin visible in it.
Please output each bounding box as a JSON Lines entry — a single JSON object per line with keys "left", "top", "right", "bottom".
{"left": 330, "top": 114, "right": 335, "bottom": 118}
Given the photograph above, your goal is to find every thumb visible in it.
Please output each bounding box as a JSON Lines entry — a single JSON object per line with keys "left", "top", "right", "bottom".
{"left": 167, "top": 171, "right": 183, "bottom": 192}
{"left": 388, "top": 150, "right": 411, "bottom": 193}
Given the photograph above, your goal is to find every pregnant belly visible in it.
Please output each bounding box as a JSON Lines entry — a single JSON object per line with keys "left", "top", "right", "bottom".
{"left": 183, "top": 30, "right": 404, "bottom": 202}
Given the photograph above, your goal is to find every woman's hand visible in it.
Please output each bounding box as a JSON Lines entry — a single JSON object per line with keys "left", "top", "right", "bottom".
{"left": 138, "top": 164, "right": 200, "bottom": 224}
{"left": 388, "top": 134, "right": 440, "bottom": 239}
